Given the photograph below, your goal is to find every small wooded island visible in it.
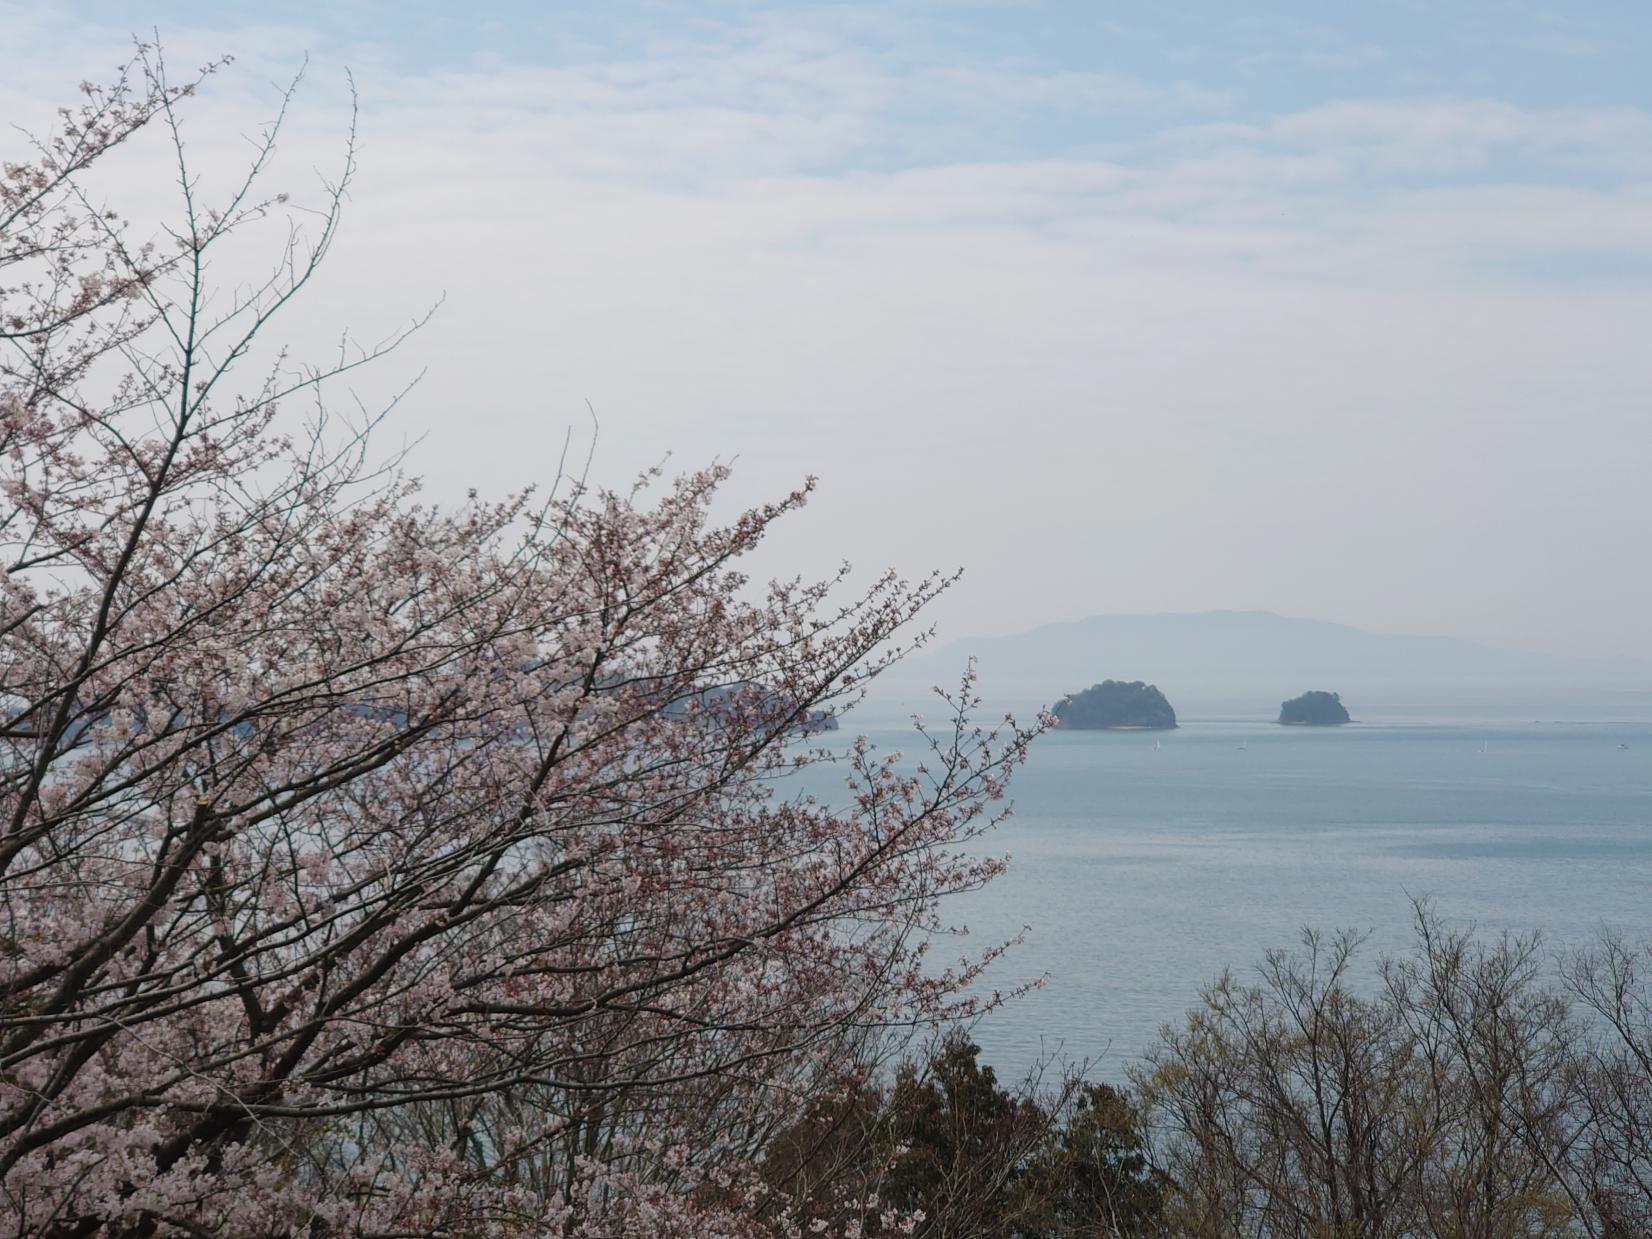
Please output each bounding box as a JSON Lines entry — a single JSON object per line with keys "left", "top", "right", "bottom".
{"left": 1054, "top": 680, "right": 1178, "bottom": 730}
{"left": 1278, "top": 690, "right": 1351, "bottom": 726}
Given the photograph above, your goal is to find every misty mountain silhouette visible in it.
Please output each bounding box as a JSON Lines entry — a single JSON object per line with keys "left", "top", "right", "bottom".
{"left": 880, "top": 611, "right": 1650, "bottom": 703}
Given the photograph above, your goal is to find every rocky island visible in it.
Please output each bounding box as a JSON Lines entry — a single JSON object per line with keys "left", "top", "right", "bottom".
{"left": 1278, "top": 690, "right": 1351, "bottom": 726}
{"left": 1053, "top": 680, "right": 1177, "bottom": 730}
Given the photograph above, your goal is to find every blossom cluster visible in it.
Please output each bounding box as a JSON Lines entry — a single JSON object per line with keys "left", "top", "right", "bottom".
{"left": 0, "top": 51, "right": 1038, "bottom": 1235}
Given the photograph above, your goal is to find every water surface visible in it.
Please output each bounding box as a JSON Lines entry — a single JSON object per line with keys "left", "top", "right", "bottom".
{"left": 812, "top": 686, "right": 1652, "bottom": 1079}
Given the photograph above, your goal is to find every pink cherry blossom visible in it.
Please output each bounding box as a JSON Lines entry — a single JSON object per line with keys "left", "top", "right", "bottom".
{"left": 0, "top": 49, "right": 1040, "bottom": 1235}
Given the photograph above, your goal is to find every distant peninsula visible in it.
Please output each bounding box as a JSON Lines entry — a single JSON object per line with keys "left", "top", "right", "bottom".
{"left": 666, "top": 681, "right": 838, "bottom": 734}
{"left": 1278, "top": 690, "right": 1351, "bottom": 726}
{"left": 1053, "top": 680, "right": 1177, "bottom": 730}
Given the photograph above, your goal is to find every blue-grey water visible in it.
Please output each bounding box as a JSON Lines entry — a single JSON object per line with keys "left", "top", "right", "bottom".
{"left": 810, "top": 683, "right": 1652, "bottom": 1080}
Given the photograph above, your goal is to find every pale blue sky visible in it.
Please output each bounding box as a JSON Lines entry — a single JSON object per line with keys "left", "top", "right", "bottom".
{"left": 43, "top": 3, "right": 1652, "bottom": 129}
{"left": 5, "top": 3, "right": 1651, "bottom": 659}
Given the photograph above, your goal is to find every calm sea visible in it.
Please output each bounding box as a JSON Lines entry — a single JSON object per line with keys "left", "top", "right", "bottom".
{"left": 810, "top": 682, "right": 1652, "bottom": 1081}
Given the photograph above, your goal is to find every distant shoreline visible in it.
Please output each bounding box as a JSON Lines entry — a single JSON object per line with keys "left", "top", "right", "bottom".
{"left": 1059, "top": 723, "right": 1179, "bottom": 732}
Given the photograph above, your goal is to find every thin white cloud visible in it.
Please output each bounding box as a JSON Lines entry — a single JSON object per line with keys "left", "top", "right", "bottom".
{"left": 5, "top": 6, "right": 1652, "bottom": 661}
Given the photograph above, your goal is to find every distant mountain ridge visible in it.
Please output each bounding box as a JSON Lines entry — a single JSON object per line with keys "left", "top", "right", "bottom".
{"left": 878, "top": 611, "right": 1652, "bottom": 703}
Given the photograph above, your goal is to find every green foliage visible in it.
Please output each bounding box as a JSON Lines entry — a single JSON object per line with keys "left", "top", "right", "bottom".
{"left": 1018, "top": 1081, "right": 1169, "bottom": 1237}
{"left": 1054, "top": 681, "right": 1178, "bottom": 730}
{"left": 762, "top": 1033, "right": 1166, "bottom": 1237}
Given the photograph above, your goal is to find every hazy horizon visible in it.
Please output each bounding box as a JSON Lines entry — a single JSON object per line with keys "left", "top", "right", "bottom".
{"left": 870, "top": 608, "right": 1652, "bottom": 727}
{"left": 5, "top": 2, "right": 1650, "bottom": 659}
{"left": 921, "top": 606, "right": 1652, "bottom": 668}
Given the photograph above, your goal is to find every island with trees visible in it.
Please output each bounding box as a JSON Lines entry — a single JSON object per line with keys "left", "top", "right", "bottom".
{"left": 1278, "top": 690, "right": 1352, "bottom": 725}
{"left": 1053, "top": 680, "right": 1178, "bottom": 730}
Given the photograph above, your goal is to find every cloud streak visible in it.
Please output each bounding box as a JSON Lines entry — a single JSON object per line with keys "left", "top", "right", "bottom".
{"left": 4, "top": 3, "right": 1651, "bottom": 661}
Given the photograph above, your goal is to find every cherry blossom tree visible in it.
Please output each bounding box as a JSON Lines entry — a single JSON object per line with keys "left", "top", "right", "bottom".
{"left": 0, "top": 49, "right": 1038, "bottom": 1236}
